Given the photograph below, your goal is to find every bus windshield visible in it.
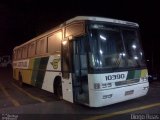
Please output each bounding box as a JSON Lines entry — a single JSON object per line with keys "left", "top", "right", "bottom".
{"left": 88, "top": 24, "right": 146, "bottom": 70}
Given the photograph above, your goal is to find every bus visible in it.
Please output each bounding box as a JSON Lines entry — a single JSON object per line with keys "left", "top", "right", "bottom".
{"left": 12, "top": 16, "right": 149, "bottom": 107}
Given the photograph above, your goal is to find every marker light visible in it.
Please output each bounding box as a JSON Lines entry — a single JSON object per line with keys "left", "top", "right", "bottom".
{"left": 62, "top": 40, "right": 67, "bottom": 45}
{"left": 100, "top": 49, "right": 103, "bottom": 55}
{"left": 100, "top": 35, "right": 106, "bottom": 41}
{"left": 132, "top": 44, "right": 137, "bottom": 49}
{"left": 134, "top": 56, "right": 138, "bottom": 60}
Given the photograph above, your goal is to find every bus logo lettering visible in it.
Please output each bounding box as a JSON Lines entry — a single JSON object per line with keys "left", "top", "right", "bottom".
{"left": 51, "top": 59, "right": 60, "bottom": 69}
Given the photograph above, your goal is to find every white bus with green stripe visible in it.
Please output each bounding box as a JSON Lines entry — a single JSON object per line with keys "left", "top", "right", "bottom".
{"left": 13, "top": 16, "right": 149, "bottom": 107}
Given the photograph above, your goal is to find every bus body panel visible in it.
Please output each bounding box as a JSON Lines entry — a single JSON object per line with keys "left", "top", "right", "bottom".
{"left": 88, "top": 69, "right": 149, "bottom": 107}
{"left": 13, "top": 68, "right": 20, "bottom": 80}
{"left": 89, "top": 82, "right": 149, "bottom": 107}
{"left": 42, "top": 55, "right": 61, "bottom": 92}
{"left": 88, "top": 69, "right": 148, "bottom": 90}
{"left": 42, "top": 71, "right": 61, "bottom": 93}
{"left": 21, "top": 69, "right": 32, "bottom": 84}
{"left": 13, "top": 55, "right": 61, "bottom": 93}
{"left": 62, "top": 73, "right": 74, "bottom": 103}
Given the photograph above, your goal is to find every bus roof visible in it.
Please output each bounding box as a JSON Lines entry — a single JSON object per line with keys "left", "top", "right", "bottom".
{"left": 65, "top": 16, "right": 139, "bottom": 27}
{"left": 14, "top": 16, "right": 139, "bottom": 50}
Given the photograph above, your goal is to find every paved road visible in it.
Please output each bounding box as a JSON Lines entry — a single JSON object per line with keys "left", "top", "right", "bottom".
{"left": 0, "top": 68, "right": 160, "bottom": 120}
{"left": 0, "top": 68, "right": 57, "bottom": 109}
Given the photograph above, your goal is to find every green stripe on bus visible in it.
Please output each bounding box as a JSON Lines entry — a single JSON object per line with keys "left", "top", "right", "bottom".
{"left": 31, "top": 58, "right": 41, "bottom": 86}
{"left": 33, "top": 58, "right": 41, "bottom": 70}
{"left": 35, "top": 57, "right": 49, "bottom": 88}
{"left": 134, "top": 70, "right": 141, "bottom": 78}
{"left": 127, "top": 70, "right": 135, "bottom": 80}
{"left": 39, "top": 57, "right": 49, "bottom": 69}
{"left": 127, "top": 70, "right": 141, "bottom": 80}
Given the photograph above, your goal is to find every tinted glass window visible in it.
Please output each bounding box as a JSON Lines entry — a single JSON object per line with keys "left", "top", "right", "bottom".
{"left": 22, "top": 46, "right": 28, "bottom": 58}
{"left": 48, "top": 31, "right": 62, "bottom": 53}
{"left": 122, "top": 30, "right": 145, "bottom": 67}
{"left": 88, "top": 24, "right": 146, "bottom": 70}
{"left": 65, "top": 22, "right": 85, "bottom": 37}
{"left": 17, "top": 48, "right": 22, "bottom": 59}
{"left": 28, "top": 42, "right": 36, "bottom": 57}
{"left": 37, "top": 38, "right": 47, "bottom": 55}
{"left": 89, "top": 28, "right": 125, "bottom": 68}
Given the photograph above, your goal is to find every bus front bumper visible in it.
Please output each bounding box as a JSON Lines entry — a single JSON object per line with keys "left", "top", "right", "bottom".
{"left": 89, "top": 82, "right": 149, "bottom": 107}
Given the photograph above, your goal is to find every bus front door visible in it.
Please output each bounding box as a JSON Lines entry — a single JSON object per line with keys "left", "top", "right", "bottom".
{"left": 71, "top": 38, "right": 89, "bottom": 104}
{"left": 61, "top": 38, "right": 89, "bottom": 104}
{"left": 61, "top": 39, "right": 73, "bottom": 103}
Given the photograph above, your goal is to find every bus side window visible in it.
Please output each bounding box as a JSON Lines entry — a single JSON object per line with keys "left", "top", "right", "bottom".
{"left": 65, "top": 22, "right": 85, "bottom": 37}
{"left": 17, "top": 48, "right": 22, "bottom": 60}
{"left": 37, "top": 38, "right": 47, "bottom": 55}
{"left": 28, "top": 42, "right": 36, "bottom": 57}
{"left": 48, "top": 31, "right": 62, "bottom": 54}
{"left": 15, "top": 50, "right": 18, "bottom": 60}
{"left": 22, "top": 46, "right": 28, "bottom": 58}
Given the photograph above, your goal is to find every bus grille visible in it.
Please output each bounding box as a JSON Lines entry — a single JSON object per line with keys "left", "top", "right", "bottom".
{"left": 115, "top": 79, "right": 140, "bottom": 86}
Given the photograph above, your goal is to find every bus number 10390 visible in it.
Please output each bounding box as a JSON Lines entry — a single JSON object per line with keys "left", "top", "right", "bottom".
{"left": 106, "top": 74, "right": 125, "bottom": 81}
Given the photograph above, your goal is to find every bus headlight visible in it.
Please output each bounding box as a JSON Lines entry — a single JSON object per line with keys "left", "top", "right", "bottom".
{"left": 94, "top": 83, "right": 100, "bottom": 89}
{"left": 141, "top": 77, "right": 148, "bottom": 82}
{"left": 143, "top": 86, "right": 149, "bottom": 90}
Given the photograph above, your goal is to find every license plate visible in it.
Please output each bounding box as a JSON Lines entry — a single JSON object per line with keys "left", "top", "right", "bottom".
{"left": 125, "top": 90, "right": 134, "bottom": 96}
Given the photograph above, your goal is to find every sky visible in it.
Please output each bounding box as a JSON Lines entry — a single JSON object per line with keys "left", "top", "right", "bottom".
{"left": 0, "top": 0, "right": 159, "bottom": 61}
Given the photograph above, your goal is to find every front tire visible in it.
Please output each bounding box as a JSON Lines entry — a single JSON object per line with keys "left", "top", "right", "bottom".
{"left": 54, "top": 78, "right": 62, "bottom": 100}
{"left": 57, "top": 80, "right": 62, "bottom": 99}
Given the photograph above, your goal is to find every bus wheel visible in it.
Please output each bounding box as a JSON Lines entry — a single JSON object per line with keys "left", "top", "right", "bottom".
{"left": 54, "top": 78, "right": 62, "bottom": 100}
{"left": 19, "top": 74, "right": 23, "bottom": 87}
